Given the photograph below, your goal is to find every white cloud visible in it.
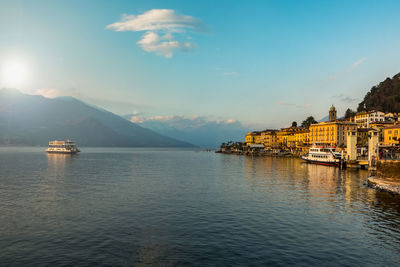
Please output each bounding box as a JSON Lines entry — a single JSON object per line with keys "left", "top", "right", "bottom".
{"left": 106, "top": 9, "right": 205, "bottom": 58}
{"left": 224, "top": 119, "right": 237, "bottom": 124}
{"left": 137, "top": 32, "right": 195, "bottom": 58}
{"left": 33, "top": 88, "right": 81, "bottom": 98}
{"left": 330, "top": 57, "right": 366, "bottom": 80}
{"left": 350, "top": 57, "right": 366, "bottom": 70}
{"left": 148, "top": 115, "right": 175, "bottom": 121}
{"left": 303, "top": 103, "right": 312, "bottom": 108}
{"left": 129, "top": 114, "right": 240, "bottom": 129}
{"left": 106, "top": 9, "right": 205, "bottom": 32}
{"left": 129, "top": 115, "right": 145, "bottom": 123}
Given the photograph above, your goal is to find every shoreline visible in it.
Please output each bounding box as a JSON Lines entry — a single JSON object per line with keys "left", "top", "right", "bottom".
{"left": 368, "top": 177, "right": 400, "bottom": 195}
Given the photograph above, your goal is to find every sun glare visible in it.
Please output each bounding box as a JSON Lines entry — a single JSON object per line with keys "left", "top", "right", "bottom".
{"left": 1, "top": 59, "right": 29, "bottom": 88}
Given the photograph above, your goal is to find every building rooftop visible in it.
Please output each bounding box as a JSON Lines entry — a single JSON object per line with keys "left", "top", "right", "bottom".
{"left": 383, "top": 125, "right": 400, "bottom": 130}
{"left": 310, "top": 121, "right": 357, "bottom": 126}
{"left": 357, "top": 128, "right": 375, "bottom": 132}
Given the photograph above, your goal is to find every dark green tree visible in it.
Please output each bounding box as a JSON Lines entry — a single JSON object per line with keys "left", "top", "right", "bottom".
{"left": 301, "top": 116, "right": 317, "bottom": 128}
{"left": 344, "top": 108, "right": 356, "bottom": 118}
{"left": 291, "top": 121, "right": 297, "bottom": 127}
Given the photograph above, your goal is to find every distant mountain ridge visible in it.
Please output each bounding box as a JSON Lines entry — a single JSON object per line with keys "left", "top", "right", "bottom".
{"left": 318, "top": 115, "right": 344, "bottom": 122}
{"left": 0, "top": 89, "right": 195, "bottom": 147}
{"left": 358, "top": 72, "right": 400, "bottom": 112}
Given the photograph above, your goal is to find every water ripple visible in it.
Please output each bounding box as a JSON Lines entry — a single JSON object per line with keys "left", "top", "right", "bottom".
{"left": 0, "top": 148, "right": 400, "bottom": 265}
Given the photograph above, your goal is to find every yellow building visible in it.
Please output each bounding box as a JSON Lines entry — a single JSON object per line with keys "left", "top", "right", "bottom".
{"left": 254, "top": 133, "right": 262, "bottom": 144}
{"left": 383, "top": 125, "right": 400, "bottom": 146}
{"left": 370, "top": 122, "right": 395, "bottom": 143}
{"left": 245, "top": 132, "right": 255, "bottom": 145}
{"left": 245, "top": 131, "right": 262, "bottom": 146}
{"left": 294, "top": 129, "right": 310, "bottom": 150}
{"left": 275, "top": 130, "right": 285, "bottom": 148}
{"left": 261, "top": 130, "right": 278, "bottom": 149}
{"left": 286, "top": 134, "right": 296, "bottom": 150}
{"left": 278, "top": 126, "right": 304, "bottom": 150}
{"left": 370, "top": 122, "right": 395, "bottom": 128}
{"left": 309, "top": 121, "right": 357, "bottom": 147}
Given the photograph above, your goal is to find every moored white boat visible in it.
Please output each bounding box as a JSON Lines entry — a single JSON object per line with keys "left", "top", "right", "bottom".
{"left": 46, "top": 139, "right": 80, "bottom": 154}
{"left": 301, "top": 143, "right": 342, "bottom": 166}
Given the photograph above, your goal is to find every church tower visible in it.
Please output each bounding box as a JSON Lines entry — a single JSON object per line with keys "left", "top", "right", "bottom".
{"left": 329, "top": 105, "right": 337, "bottom": 122}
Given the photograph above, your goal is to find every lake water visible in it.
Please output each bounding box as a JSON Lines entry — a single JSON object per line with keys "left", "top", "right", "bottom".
{"left": 1, "top": 147, "right": 400, "bottom": 266}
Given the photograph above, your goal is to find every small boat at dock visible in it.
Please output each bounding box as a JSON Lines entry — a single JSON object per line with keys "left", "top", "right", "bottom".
{"left": 46, "top": 139, "right": 80, "bottom": 154}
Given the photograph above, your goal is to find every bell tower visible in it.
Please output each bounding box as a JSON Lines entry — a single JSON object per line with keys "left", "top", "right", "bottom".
{"left": 329, "top": 105, "right": 337, "bottom": 122}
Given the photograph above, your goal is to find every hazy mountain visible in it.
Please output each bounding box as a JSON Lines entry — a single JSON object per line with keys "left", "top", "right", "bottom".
{"left": 123, "top": 114, "right": 251, "bottom": 148}
{"left": 0, "top": 89, "right": 194, "bottom": 147}
{"left": 318, "top": 115, "right": 345, "bottom": 122}
{"left": 358, "top": 72, "right": 400, "bottom": 112}
{"left": 318, "top": 115, "right": 329, "bottom": 122}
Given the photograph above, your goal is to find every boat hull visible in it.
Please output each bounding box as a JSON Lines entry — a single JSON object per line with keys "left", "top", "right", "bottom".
{"left": 301, "top": 157, "right": 339, "bottom": 166}
{"left": 46, "top": 150, "right": 79, "bottom": 154}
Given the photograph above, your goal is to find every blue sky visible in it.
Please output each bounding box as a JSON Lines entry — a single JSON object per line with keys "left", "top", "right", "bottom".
{"left": 1, "top": 0, "right": 400, "bottom": 128}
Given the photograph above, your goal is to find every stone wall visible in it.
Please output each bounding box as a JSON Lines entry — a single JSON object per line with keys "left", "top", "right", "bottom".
{"left": 376, "top": 160, "right": 400, "bottom": 181}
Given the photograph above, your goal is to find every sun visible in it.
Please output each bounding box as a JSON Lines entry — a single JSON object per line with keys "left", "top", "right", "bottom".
{"left": 1, "top": 59, "right": 29, "bottom": 88}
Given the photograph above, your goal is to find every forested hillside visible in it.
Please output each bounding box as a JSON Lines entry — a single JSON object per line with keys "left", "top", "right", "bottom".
{"left": 358, "top": 73, "right": 400, "bottom": 112}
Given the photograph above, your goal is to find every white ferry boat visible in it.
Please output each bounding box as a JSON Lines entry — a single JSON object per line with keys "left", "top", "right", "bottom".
{"left": 301, "top": 143, "right": 342, "bottom": 166}
{"left": 46, "top": 140, "right": 80, "bottom": 154}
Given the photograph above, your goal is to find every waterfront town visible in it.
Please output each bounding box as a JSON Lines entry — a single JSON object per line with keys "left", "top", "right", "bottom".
{"left": 221, "top": 105, "right": 400, "bottom": 158}
{"left": 219, "top": 105, "right": 400, "bottom": 194}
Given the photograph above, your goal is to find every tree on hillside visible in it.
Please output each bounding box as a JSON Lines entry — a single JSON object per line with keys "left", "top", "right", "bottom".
{"left": 344, "top": 108, "right": 356, "bottom": 118}
{"left": 357, "top": 72, "right": 400, "bottom": 112}
{"left": 301, "top": 116, "right": 317, "bottom": 128}
{"left": 291, "top": 121, "right": 297, "bottom": 127}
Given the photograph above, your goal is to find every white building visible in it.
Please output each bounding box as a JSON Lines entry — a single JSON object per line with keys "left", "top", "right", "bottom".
{"left": 354, "top": 110, "right": 385, "bottom": 128}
